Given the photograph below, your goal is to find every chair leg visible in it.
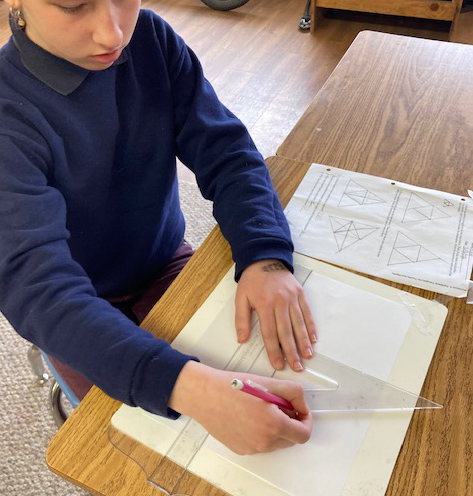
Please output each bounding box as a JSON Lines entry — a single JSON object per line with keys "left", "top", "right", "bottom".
{"left": 27, "top": 344, "right": 49, "bottom": 385}
{"left": 299, "top": 0, "right": 312, "bottom": 30}
{"left": 49, "top": 380, "right": 68, "bottom": 428}
{"left": 27, "top": 345, "right": 70, "bottom": 427}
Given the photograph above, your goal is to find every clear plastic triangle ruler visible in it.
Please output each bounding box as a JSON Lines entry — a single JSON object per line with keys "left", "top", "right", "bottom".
{"left": 303, "top": 353, "right": 442, "bottom": 412}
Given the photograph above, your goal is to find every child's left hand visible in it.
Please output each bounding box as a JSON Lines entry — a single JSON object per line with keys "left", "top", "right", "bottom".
{"left": 235, "top": 259, "right": 317, "bottom": 372}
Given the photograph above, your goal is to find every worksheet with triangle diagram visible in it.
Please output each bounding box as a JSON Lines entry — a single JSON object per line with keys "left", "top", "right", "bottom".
{"left": 284, "top": 163, "right": 473, "bottom": 297}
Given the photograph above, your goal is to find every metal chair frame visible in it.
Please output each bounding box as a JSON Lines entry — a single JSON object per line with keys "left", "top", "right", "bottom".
{"left": 27, "top": 344, "right": 78, "bottom": 428}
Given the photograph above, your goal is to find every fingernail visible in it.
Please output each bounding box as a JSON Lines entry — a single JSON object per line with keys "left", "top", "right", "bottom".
{"left": 294, "top": 361, "right": 303, "bottom": 371}
{"left": 310, "top": 334, "right": 317, "bottom": 343}
{"left": 304, "top": 347, "right": 313, "bottom": 358}
{"left": 275, "top": 358, "right": 285, "bottom": 370}
{"left": 237, "top": 331, "right": 245, "bottom": 342}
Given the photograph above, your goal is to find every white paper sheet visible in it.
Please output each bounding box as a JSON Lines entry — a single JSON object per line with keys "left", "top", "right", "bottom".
{"left": 284, "top": 164, "right": 473, "bottom": 297}
{"left": 112, "top": 255, "right": 448, "bottom": 496}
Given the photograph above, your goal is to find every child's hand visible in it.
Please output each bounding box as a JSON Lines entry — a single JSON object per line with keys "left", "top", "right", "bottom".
{"left": 169, "top": 362, "right": 313, "bottom": 455}
{"left": 235, "top": 259, "right": 317, "bottom": 372}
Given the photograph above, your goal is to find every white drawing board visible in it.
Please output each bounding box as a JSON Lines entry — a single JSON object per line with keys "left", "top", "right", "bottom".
{"left": 111, "top": 253, "right": 447, "bottom": 496}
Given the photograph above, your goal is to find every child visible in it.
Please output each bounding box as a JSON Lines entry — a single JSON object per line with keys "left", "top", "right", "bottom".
{"left": 0, "top": 0, "right": 315, "bottom": 454}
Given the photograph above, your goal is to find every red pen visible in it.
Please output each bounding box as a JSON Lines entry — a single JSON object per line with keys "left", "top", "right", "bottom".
{"left": 231, "top": 378, "right": 295, "bottom": 411}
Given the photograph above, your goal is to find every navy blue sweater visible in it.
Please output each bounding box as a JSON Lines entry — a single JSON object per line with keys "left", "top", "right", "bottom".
{"left": 0, "top": 10, "right": 293, "bottom": 416}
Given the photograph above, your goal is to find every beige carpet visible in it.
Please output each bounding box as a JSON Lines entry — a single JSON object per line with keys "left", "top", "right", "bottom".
{"left": 0, "top": 181, "right": 215, "bottom": 495}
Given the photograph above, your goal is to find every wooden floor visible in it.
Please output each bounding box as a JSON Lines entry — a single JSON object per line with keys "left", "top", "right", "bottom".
{"left": 1, "top": 0, "right": 472, "bottom": 183}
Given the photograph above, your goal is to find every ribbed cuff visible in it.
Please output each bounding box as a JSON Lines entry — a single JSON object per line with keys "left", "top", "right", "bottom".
{"left": 131, "top": 343, "right": 199, "bottom": 419}
{"left": 233, "top": 238, "right": 294, "bottom": 281}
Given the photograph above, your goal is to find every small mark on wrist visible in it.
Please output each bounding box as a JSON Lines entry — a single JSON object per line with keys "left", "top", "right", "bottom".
{"left": 261, "top": 261, "right": 286, "bottom": 273}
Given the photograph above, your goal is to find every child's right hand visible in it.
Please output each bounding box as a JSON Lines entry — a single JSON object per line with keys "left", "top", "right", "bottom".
{"left": 168, "top": 361, "right": 313, "bottom": 455}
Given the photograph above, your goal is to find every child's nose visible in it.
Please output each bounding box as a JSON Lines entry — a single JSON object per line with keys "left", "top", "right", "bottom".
{"left": 92, "top": 6, "right": 123, "bottom": 51}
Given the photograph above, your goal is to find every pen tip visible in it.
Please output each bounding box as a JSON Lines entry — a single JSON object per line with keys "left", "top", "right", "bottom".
{"left": 231, "top": 378, "right": 243, "bottom": 389}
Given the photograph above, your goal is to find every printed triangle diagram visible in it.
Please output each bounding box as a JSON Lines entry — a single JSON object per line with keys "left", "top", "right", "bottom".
{"left": 330, "top": 216, "right": 378, "bottom": 252}
{"left": 402, "top": 192, "right": 450, "bottom": 223}
{"left": 338, "top": 180, "right": 385, "bottom": 207}
{"left": 388, "top": 232, "right": 443, "bottom": 265}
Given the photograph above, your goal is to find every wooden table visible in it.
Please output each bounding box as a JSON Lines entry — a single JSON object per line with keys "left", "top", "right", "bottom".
{"left": 310, "top": 0, "right": 464, "bottom": 39}
{"left": 47, "top": 31, "right": 473, "bottom": 496}
{"left": 278, "top": 31, "right": 473, "bottom": 190}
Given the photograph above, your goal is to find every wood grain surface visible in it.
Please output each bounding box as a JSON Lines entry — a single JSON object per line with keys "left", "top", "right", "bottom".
{"left": 47, "top": 31, "right": 472, "bottom": 496}
{"left": 278, "top": 30, "right": 473, "bottom": 196}
{"left": 310, "top": 0, "right": 464, "bottom": 38}
{"left": 316, "top": 0, "right": 457, "bottom": 21}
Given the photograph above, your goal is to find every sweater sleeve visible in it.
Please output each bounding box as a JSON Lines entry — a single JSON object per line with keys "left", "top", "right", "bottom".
{"left": 156, "top": 16, "right": 294, "bottom": 278}
{"left": 0, "top": 129, "right": 195, "bottom": 418}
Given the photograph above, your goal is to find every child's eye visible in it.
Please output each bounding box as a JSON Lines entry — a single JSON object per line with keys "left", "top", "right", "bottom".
{"left": 58, "top": 4, "right": 85, "bottom": 13}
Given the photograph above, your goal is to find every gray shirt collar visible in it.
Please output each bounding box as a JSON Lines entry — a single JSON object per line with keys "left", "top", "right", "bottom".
{"left": 10, "top": 16, "right": 128, "bottom": 96}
